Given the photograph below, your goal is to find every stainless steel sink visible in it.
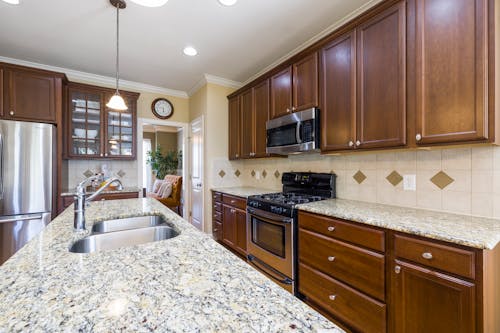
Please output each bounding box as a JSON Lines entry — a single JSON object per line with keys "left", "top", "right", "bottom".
{"left": 91, "top": 215, "right": 166, "bottom": 233}
{"left": 69, "top": 225, "right": 179, "bottom": 253}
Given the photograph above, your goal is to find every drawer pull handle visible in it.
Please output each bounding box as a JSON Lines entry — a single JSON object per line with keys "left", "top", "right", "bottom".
{"left": 230, "top": 209, "right": 236, "bottom": 213}
{"left": 327, "top": 256, "right": 335, "bottom": 262}
{"left": 328, "top": 295, "right": 336, "bottom": 301}
{"left": 422, "top": 252, "right": 433, "bottom": 260}
{"left": 395, "top": 265, "right": 401, "bottom": 274}
{"left": 230, "top": 200, "right": 236, "bottom": 204}
{"left": 327, "top": 226, "right": 335, "bottom": 232}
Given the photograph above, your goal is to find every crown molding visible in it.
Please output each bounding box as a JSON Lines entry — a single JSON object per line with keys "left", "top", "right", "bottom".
{"left": 241, "top": 0, "right": 384, "bottom": 86}
{"left": 188, "top": 73, "right": 242, "bottom": 96}
{"left": 0, "top": 55, "right": 189, "bottom": 98}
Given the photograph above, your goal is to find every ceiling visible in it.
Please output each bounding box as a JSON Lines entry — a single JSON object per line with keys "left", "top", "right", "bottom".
{"left": 0, "top": 0, "right": 376, "bottom": 93}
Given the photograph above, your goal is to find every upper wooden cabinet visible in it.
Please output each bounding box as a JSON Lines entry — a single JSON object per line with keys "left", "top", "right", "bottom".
{"left": 271, "top": 53, "right": 319, "bottom": 119}
{"left": 228, "top": 95, "right": 241, "bottom": 160}
{"left": 409, "top": 0, "right": 491, "bottom": 145}
{"left": 1, "top": 63, "right": 64, "bottom": 124}
{"left": 253, "top": 79, "right": 270, "bottom": 158}
{"left": 65, "top": 82, "right": 139, "bottom": 160}
{"left": 240, "top": 88, "right": 254, "bottom": 159}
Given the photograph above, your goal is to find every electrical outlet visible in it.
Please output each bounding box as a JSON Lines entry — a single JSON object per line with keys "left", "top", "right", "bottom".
{"left": 255, "top": 171, "right": 261, "bottom": 180}
{"left": 403, "top": 174, "right": 416, "bottom": 191}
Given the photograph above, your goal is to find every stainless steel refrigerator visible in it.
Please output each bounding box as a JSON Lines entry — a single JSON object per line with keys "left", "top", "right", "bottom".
{"left": 0, "top": 120, "right": 54, "bottom": 265}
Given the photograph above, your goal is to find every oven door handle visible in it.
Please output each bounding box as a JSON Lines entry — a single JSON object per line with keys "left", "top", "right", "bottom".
{"left": 247, "top": 208, "right": 293, "bottom": 224}
{"left": 247, "top": 255, "right": 293, "bottom": 285}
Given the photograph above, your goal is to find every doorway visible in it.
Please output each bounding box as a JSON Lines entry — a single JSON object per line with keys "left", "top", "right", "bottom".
{"left": 190, "top": 116, "right": 204, "bottom": 231}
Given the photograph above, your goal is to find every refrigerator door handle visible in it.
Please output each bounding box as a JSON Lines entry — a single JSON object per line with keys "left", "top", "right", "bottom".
{"left": 0, "top": 214, "right": 43, "bottom": 224}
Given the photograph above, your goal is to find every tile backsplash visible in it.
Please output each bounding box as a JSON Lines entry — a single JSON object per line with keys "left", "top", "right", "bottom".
{"left": 211, "top": 146, "right": 500, "bottom": 219}
{"left": 66, "top": 160, "right": 138, "bottom": 190}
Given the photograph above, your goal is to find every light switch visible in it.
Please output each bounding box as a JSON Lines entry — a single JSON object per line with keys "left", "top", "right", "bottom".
{"left": 403, "top": 174, "right": 416, "bottom": 191}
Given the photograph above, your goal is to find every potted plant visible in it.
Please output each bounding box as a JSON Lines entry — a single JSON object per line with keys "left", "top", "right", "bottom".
{"left": 147, "top": 147, "right": 180, "bottom": 179}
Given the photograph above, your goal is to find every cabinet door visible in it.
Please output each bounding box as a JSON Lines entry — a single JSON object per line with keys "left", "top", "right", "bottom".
{"left": 412, "top": 0, "right": 488, "bottom": 144}
{"left": 240, "top": 89, "right": 254, "bottom": 159}
{"left": 3, "top": 67, "right": 56, "bottom": 123}
{"left": 270, "top": 67, "right": 292, "bottom": 119}
{"left": 234, "top": 208, "right": 247, "bottom": 256}
{"left": 228, "top": 96, "right": 241, "bottom": 160}
{"left": 320, "top": 31, "right": 357, "bottom": 152}
{"left": 356, "top": 2, "right": 406, "bottom": 149}
{"left": 0, "top": 66, "right": 3, "bottom": 118}
{"left": 293, "top": 52, "right": 319, "bottom": 111}
{"left": 222, "top": 204, "right": 236, "bottom": 247}
{"left": 104, "top": 93, "right": 136, "bottom": 159}
{"left": 253, "top": 79, "right": 270, "bottom": 157}
{"left": 393, "top": 260, "right": 475, "bottom": 333}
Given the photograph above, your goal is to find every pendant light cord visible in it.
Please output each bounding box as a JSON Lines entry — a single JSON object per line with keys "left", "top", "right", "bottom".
{"left": 115, "top": 3, "right": 120, "bottom": 94}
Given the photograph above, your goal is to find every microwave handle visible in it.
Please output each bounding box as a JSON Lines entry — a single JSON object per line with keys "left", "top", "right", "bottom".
{"left": 247, "top": 255, "right": 293, "bottom": 285}
{"left": 295, "top": 121, "right": 302, "bottom": 144}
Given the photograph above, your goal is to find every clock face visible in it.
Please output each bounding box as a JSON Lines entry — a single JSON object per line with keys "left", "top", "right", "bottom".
{"left": 152, "top": 98, "right": 174, "bottom": 119}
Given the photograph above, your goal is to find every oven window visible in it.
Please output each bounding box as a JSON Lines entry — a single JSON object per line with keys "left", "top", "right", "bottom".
{"left": 267, "top": 123, "right": 298, "bottom": 147}
{"left": 251, "top": 216, "right": 286, "bottom": 258}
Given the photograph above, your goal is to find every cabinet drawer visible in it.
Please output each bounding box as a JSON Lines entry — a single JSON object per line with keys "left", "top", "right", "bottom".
{"left": 299, "top": 211, "right": 385, "bottom": 252}
{"left": 213, "top": 201, "right": 222, "bottom": 212}
{"left": 299, "top": 228, "right": 385, "bottom": 301}
{"left": 213, "top": 210, "right": 222, "bottom": 221}
{"left": 222, "top": 194, "right": 246, "bottom": 210}
{"left": 98, "top": 192, "right": 139, "bottom": 200}
{"left": 212, "top": 191, "right": 222, "bottom": 202}
{"left": 299, "top": 263, "right": 386, "bottom": 333}
{"left": 213, "top": 221, "right": 222, "bottom": 242}
{"left": 394, "top": 234, "right": 475, "bottom": 279}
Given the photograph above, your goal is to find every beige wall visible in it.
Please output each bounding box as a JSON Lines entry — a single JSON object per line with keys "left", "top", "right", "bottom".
{"left": 188, "top": 85, "right": 208, "bottom": 121}
{"left": 137, "top": 92, "right": 189, "bottom": 123}
{"left": 155, "top": 132, "right": 178, "bottom": 153}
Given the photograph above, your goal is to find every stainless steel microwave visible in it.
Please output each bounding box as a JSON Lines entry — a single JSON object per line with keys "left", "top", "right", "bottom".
{"left": 266, "top": 108, "right": 320, "bottom": 155}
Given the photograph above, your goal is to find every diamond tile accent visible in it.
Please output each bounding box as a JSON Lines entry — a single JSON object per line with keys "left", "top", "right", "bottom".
{"left": 251, "top": 170, "right": 256, "bottom": 177}
{"left": 262, "top": 170, "right": 267, "bottom": 178}
{"left": 353, "top": 170, "right": 367, "bottom": 184}
{"left": 117, "top": 169, "right": 126, "bottom": 178}
{"left": 386, "top": 170, "right": 403, "bottom": 187}
{"left": 218, "top": 170, "right": 226, "bottom": 178}
{"left": 430, "top": 171, "right": 454, "bottom": 190}
{"left": 234, "top": 169, "right": 241, "bottom": 177}
{"left": 274, "top": 170, "right": 281, "bottom": 178}
{"left": 83, "top": 169, "right": 94, "bottom": 178}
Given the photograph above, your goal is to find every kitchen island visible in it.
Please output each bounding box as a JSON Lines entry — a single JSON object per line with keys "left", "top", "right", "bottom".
{"left": 0, "top": 198, "right": 341, "bottom": 332}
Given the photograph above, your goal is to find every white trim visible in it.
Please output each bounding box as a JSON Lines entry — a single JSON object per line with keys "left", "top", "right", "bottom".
{"left": 241, "top": 0, "right": 385, "bottom": 86}
{"left": 188, "top": 73, "right": 242, "bottom": 96}
{"left": 0, "top": 55, "right": 189, "bottom": 98}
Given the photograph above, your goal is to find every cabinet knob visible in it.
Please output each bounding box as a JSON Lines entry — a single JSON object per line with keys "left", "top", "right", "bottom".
{"left": 9, "top": 111, "right": 14, "bottom": 116}
{"left": 230, "top": 208, "right": 235, "bottom": 213}
{"left": 328, "top": 295, "right": 337, "bottom": 301}
{"left": 327, "top": 226, "right": 335, "bottom": 232}
{"left": 395, "top": 265, "right": 401, "bottom": 274}
{"left": 100, "top": 153, "right": 103, "bottom": 157}
{"left": 235, "top": 154, "right": 239, "bottom": 158}
{"left": 230, "top": 200, "right": 236, "bottom": 204}
{"left": 213, "top": 228, "right": 218, "bottom": 232}
{"left": 292, "top": 106, "right": 296, "bottom": 111}
{"left": 286, "top": 108, "right": 290, "bottom": 113}
{"left": 348, "top": 141, "right": 354, "bottom": 147}
{"left": 355, "top": 140, "right": 361, "bottom": 147}
{"left": 327, "top": 256, "right": 335, "bottom": 262}
{"left": 422, "top": 252, "right": 433, "bottom": 260}
{"left": 416, "top": 133, "right": 422, "bottom": 141}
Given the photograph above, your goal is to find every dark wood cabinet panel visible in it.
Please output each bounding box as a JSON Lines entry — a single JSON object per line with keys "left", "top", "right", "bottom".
{"left": 293, "top": 52, "right": 319, "bottom": 111}
{"left": 235, "top": 208, "right": 247, "bottom": 256}
{"left": 3, "top": 66, "right": 57, "bottom": 123}
{"left": 0, "top": 66, "right": 3, "bottom": 118}
{"left": 270, "top": 67, "right": 292, "bottom": 119}
{"left": 356, "top": 1, "right": 406, "bottom": 149}
{"left": 253, "top": 79, "right": 270, "bottom": 158}
{"left": 393, "top": 259, "right": 476, "bottom": 333}
{"left": 222, "top": 199, "right": 247, "bottom": 258}
{"left": 240, "top": 89, "right": 254, "bottom": 159}
{"left": 222, "top": 204, "right": 236, "bottom": 248}
{"left": 228, "top": 96, "right": 240, "bottom": 160}
{"left": 320, "top": 31, "right": 357, "bottom": 152}
{"left": 213, "top": 221, "right": 223, "bottom": 242}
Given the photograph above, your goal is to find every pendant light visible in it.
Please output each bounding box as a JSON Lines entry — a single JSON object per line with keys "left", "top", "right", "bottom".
{"left": 106, "top": 0, "right": 128, "bottom": 111}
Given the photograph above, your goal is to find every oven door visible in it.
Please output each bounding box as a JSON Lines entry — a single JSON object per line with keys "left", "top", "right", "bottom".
{"left": 246, "top": 207, "right": 293, "bottom": 279}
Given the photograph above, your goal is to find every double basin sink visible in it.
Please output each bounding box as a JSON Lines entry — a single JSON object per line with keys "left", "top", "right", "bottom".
{"left": 69, "top": 215, "right": 179, "bottom": 254}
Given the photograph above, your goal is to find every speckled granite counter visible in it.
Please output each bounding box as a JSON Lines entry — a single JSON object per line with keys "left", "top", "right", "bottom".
{"left": 0, "top": 198, "right": 340, "bottom": 333}
{"left": 211, "top": 186, "right": 277, "bottom": 198}
{"left": 297, "top": 199, "right": 500, "bottom": 250}
{"left": 61, "top": 186, "right": 142, "bottom": 197}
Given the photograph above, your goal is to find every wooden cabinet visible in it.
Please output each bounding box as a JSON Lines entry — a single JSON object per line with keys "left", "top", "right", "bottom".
{"left": 253, "top": 79, "right": 270, "bottom": 158}
{"left": 240, "top": 88, "right": 254, "bottom": 159}
{"left": 61, "top": 191, "right": 140, "bottom": 209}
{"left": 409, "top": 0, "right": 491, "bottom": 145}
{"left": 1, "top": 63, "right": 64, "bottom": 124}
{"left": 65, "top": 82, "right": 139, "bottom": 160}
{"left": 271, "top": 53, "right": 319, "bottom": 119}
{"left": 228, "top": 96, "right": 240, "bottom": 160}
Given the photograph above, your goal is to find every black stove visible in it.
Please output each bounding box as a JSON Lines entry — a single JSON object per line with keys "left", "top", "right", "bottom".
{"left": 247, "top": 172, "right": 336, "bottom": 218}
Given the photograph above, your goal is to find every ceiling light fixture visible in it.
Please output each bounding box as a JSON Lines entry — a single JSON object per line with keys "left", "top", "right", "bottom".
{"left": 129, "top": 0, "right": 168, "bottom": 7}
{"left": 183, "top": 47, "right": 198, "bottom": 57}
{"left": 106, "top": 0, "right": 128, "bottom": 111}
{"left": 1, "top": 0, "right": 20, "bottom": 4}
{"left": 218, "top": 0, "right": 237, "bottom": 6}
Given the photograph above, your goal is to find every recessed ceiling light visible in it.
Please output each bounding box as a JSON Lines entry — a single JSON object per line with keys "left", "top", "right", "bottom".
{"left": 218, "top": 0, "right": 237, "bottom": 6}
{"left": 183, "top": 47, "right": 198, "bottom": 57}
{"left": 1, "top": 0, "right": 20, "bottom": 4}
{"left": 129, "top": 0, "right": 168, "bottom": 7}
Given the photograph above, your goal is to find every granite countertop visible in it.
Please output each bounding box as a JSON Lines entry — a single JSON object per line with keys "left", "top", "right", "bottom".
{"left": 61, "top": 186, "right": 142, "bottom": 197}
{"left": 211, "top": 186, "right": 277, "bottom": 198}
{"left": 297, "top": 199, "right": 500, "bottom": 250}
{"left": 0, "top": 198, "right": 340, "bottom": 333}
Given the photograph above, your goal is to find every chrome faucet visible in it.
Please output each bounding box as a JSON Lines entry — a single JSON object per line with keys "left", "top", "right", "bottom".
{"left": 74, "top": 176, "right": 124, "bottom": 231}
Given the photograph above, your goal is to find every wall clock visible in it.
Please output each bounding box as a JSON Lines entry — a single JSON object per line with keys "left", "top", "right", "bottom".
{"left": 151, "top": 98, "right": 174, "bottom": 119}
